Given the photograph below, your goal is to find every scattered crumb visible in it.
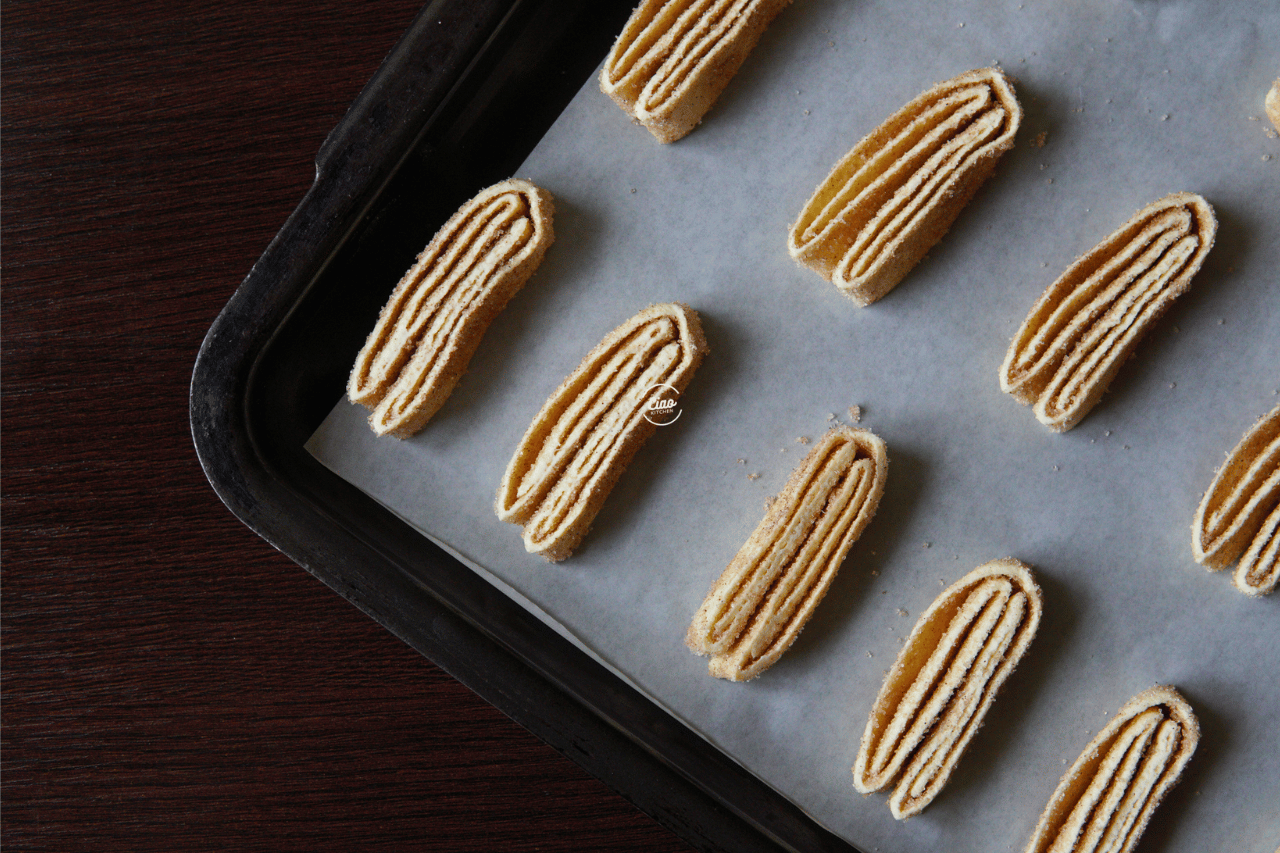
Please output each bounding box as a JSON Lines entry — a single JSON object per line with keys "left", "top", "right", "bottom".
{"left": 848, "top": 405, "right": 862, "bottom": 422}
{"left": 748, "top": 472, "right": 760, "bottom": 481}
{"left": 1104, "top": 430, "right": 1112, "bottom": 437}
{"left": 630, "top": 188, "right": 636, "bottom": 194}
{"left": 764, "top": 497, "right": 774, "bottom": 510}
{"left": 939, "top": 579, "right": 946, "bottom": 586}
{"left": 1123, "top": 445, "right": 1131, "bottom": 450}
{"left": 1264, "top": 154, "right": 1273, "bottom": 162}
{"left": 1047, "top": 178, "right": 1054, "bottom": 184}
{"left": 923, "top": 541, "right": 931, "bottom": 549}
{"left": 1053, "top": 464, "right": 1060, "bottom": 471}
{"left": 1161, "top": 114, "right": 1170, "bottom": 121}
{"left": 880, "top": 590, "right": 888, "bottom": 595}
{"left": 1032, "top": 130, "right": 1048, "bottom": 148}
{"left": 956, "top": 22, "right": 964, "bottom": 28}
{"left": 896, "top": 608, "right": 909, "bottom": 617}
{"left": 1169, "top": 383, "right": 1176, "bottom": 389}
{"left": 867, "top": 651, "right": 874, "bottom": 658}
{"left": 797, "top": 435, "right": 811, "bottom": 445}
{"left": 827, "top": 412, "right": 836, "bottom": 421}
{"left": 1218, "top": 318, "right": 1225, "bottom": 325}
{"left": 803, "top": 110, "right": 810, "bottom": 116}
{"left": 736, "top": 458, "right": 746, "bottom": 465}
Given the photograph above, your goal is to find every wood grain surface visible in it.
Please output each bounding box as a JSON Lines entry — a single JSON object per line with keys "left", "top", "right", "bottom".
{"left": 1, "top": 2, "right": 693, "bottom": 849}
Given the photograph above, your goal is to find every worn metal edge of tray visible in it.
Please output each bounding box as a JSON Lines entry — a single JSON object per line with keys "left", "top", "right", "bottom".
{"left": 188, "top": 1, "right": 859, "bottom": 851}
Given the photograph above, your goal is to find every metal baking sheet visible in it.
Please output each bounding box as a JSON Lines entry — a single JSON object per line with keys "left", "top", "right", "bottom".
{"left": 205, "top": 0, "right": 1280, "bottom": 850}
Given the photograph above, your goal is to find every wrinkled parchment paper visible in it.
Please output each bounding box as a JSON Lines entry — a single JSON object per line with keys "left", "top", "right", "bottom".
{"left": 308, "top": 1, "right": 1280, "bottom": 849}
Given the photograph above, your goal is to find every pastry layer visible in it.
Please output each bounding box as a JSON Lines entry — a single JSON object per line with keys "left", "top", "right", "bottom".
{"left": 999, "top": 192, "right": 1215, "bottom": 432}
{"left": 853, "top": 558, "right": 1041, "bottom": 819}
{"left": 687, "top": 427, "right": 887, "bottom": 682}
{"left": 1267, "top": 79, "right": 1280, "bottom": 133}
{"left": 1192, "top": 403, "right": 1280, "bottom": 596}
{"left": 789, "top": 67, "right": 1021, "bottom": 306}
{"left": 348, "top": 179, "right": 555, "bottom": 438}
{"left": 600, "top": 0, "right": 790, "bottom": 143}
{"left": 1024, "top": 685, "right": 1199, "bottom": 853}
{"left": 495, "top": 303, "right": 708, "bottom": 562}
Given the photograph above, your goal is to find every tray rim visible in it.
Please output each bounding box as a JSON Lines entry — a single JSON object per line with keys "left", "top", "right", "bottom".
{"left": 188, "top": 2, "right": 863, "bottom": 851}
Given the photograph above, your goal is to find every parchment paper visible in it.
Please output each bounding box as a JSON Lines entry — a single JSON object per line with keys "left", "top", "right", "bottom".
{"left": 307, "top": 1, "right": 1280, "bottom": 849}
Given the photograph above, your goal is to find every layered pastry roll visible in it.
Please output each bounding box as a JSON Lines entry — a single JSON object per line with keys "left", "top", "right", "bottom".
{"left": 789, "top": 67, "right": 1021, "bottom": 306}
{"left": 495, "top": 303, "right": 708, "bottom": 562}
{"left": 1192, "top": 403, "right": 1280, "bottom": 596}
{"left": 348, "top": 179, "right": 555, "bottom": 438}
{"left": 853, "top": 558, "right": 1042, "bottom": 819}
{"left": 687, "top": 427, "right": 887, "bottom": 681}
{"left": 1024, "top": 686, "right": 1199, "bottom": 853}
{"left": 1000, "top": 193, "right": 1216, "bottom": 432}
{"left": 600, "top": 0, "right": 791, "bottom": 143}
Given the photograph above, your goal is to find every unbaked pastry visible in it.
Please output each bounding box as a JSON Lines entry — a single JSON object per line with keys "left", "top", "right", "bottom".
{"left": 1192, "top": 403, "right": 1280, "bottom": 596}
{"left": 687, "top": 427, "right": 887, "bottom": 681}
{"left": 853, "top": 558, "right": 1042, "bottom": 819}
{"left": 348, "top": 179, "right": 555, "bottom": 438}
{"left": 600, "top": 0, "right": 791, "bottom": 143}
{"left": 495, "top": 303, "right": 708, "bottom": 561}
{"left": 1024, "top": 685, "right": 1199, "bottom": 853}
{"left": 789, "top": 67, "right": 1021, "bottom": 306}
{"left": 999, "top": 192, "right": 1215, "bottom": 432}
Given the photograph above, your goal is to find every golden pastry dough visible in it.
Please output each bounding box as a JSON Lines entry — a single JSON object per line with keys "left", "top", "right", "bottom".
{"left": 789, "top": 67, "right": 1021, "bottom": 306}
{"left": 999, "top": 192, "right": 1216, "bottom": 432}
{"left": 1192, "top": 404, "right": 1280, "bottom": 596}
{"left": 853, "top": 558, "right": 1042, "bottom": 820}
{"left": 1024, "top": 685, "right": 1199, "bottom": 853}
{"left": 1266, "top": 79, "right": 1280, "bottom": 133}
{"left": 348, "top": 179, "right": 555, "bottom": 438}
{"left": 687, "top": 427, "right": 887, "bottom": 681}
{"left": 600, "top": 0, "right": 791, "bottom": 143}
{"left": 495, "top": 303, "right": 708, "bottom": 561}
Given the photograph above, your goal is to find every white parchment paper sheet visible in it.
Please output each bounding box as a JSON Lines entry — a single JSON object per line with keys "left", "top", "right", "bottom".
{"left": 308, "top": 1, "right": 1280, "bottom": 849}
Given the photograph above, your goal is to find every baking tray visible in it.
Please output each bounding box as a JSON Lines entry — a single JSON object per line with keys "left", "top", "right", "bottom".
{"left": 190, "top": 0, "right": 848, "bottom": 849}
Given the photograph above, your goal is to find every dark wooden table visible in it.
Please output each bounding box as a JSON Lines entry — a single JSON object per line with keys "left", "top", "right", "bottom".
{"left": 2, "top": 2, "right": 693, "bottom": 849}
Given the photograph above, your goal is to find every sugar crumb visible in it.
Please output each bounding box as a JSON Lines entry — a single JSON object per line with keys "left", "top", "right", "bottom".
{"left": 748, "top": 472, "right": 760, "bottom": 481}
{"left": 848, "top": 405, "right": 862, "bottom": 422}
{"left": 1032, "top": 130, "right": 1048, "bottom": 148}
{"left": 797, "top": 435, "right": 811, "bottom": 445}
